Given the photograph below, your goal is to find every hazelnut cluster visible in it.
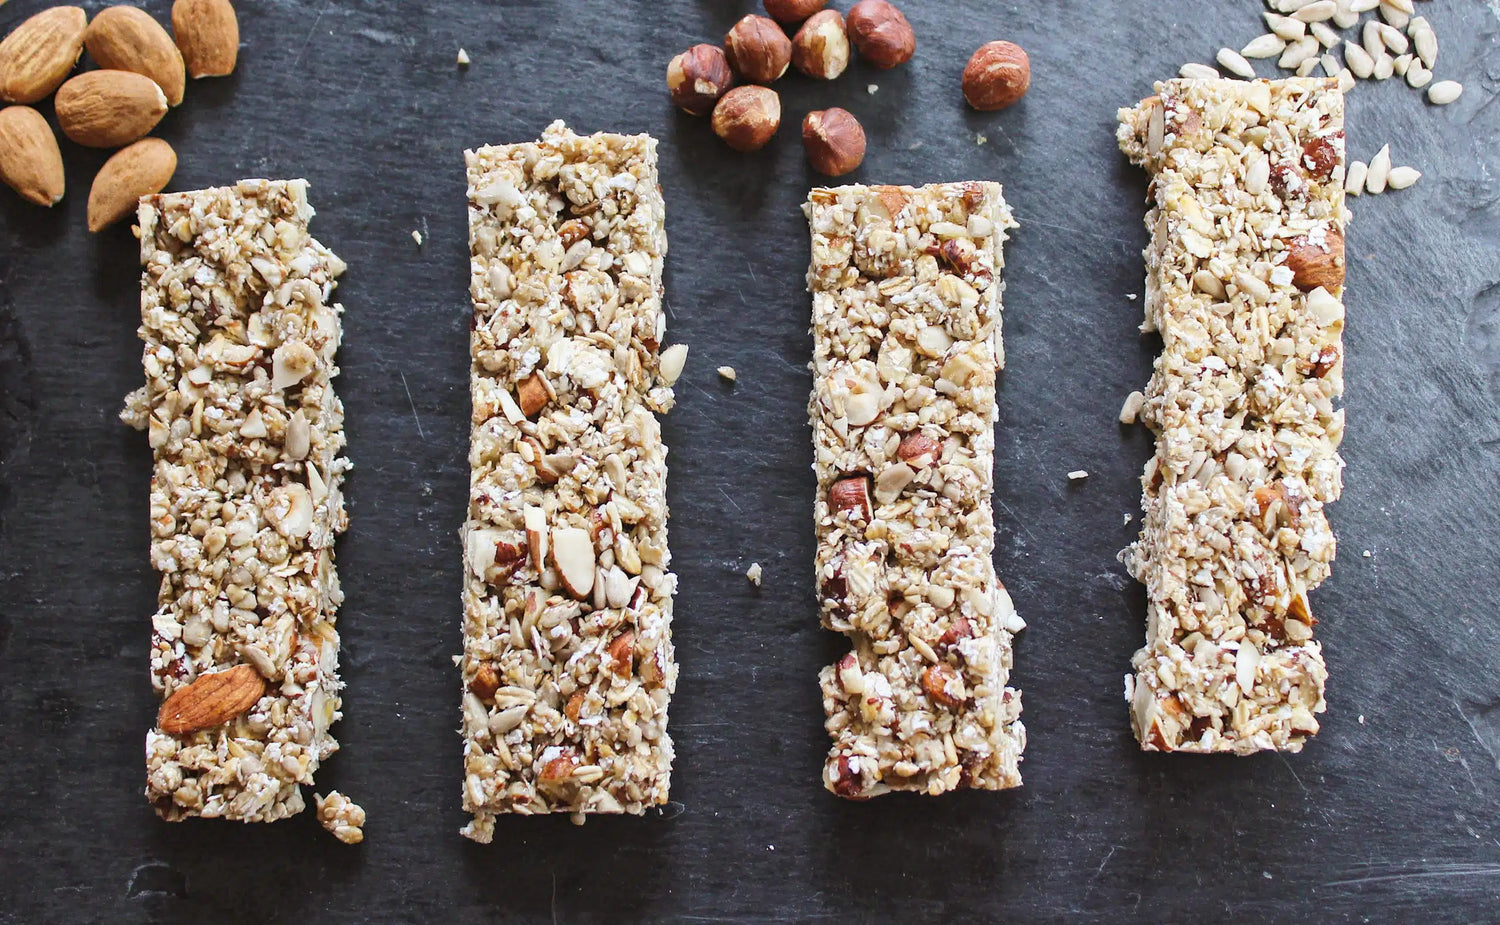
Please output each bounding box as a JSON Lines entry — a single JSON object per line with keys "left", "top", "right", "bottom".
{"left": 667, "top": 0, "right": 919, "bottom": 176}
{"left": 666, "top": 1, "right": 1031, "bottom": 177}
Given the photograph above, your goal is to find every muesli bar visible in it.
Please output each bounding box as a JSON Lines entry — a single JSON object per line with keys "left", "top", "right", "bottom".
{"left": 805, "top": 182, "right": 1025, "bottom": 798}
{"left": 1117, "top": 78, "right": 1349, "bottom": 754}
{"left": 460, "top": 121, "right": 679, "bottom": 841}
{"left": 122, "top": 180, "right": 362, "bottom": 841}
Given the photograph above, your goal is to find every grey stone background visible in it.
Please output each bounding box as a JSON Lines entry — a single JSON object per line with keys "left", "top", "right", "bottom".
{"left": 1, "top": 0, "right": 1498, "bottom": 922}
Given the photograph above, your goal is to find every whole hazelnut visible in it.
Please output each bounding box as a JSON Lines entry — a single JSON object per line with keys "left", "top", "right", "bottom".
{"left": 763, "top": 0, "right": 827, "bottom": 24}
{"left": 846, "top": 0, "right": 915, "bottom": 69}
{"left": 667, "top": 44, "right": 734, "bottom": 115}
{"left": 712, "top": 85, "right": 782, "bottom": 152}
{"left": 724, "top": 14, "right": 793, "bottom": 84}
{"left": 791, "top": 10, "right": 850, "bottom": 80}
{"left": 962, "top": 41, "right": 1031, "bottom": 111}
{"left": 802, "top": 108, "right": 866, "bottom": 177}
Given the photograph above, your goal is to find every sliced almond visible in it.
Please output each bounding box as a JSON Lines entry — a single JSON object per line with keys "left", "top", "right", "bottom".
{"left": 271, "top": 339, "right": 318, "bottom": 390}
{"left": 87, "top": 136, "right": 176, "bottom": 231}
{"left": 172, "top": 0, "right": 239, "bottom": 79}
{"left": 658, "top": 342, "right": 688, "bottom": 386}
{"left": 54, "top": 69, "right": 167, "bottom": 148}
{"left": 550, "top": 526, "right": 595, "bottom": 599}
{"left": 85, "top": 6, "right": 186, "bottom": 106}
{"left": 157, "top": 663, "right": 266, "bottom": 734}
{"left": 0, "top": 6, "right": 88, "bottom": 104}
{"left": 524, "top": 504, "right": 548, "bottom": 570}
{"left": 0, "top": 105, "right": 64, "bottom": 206}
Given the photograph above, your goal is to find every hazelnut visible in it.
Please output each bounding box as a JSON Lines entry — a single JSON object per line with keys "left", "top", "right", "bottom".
{"left": 791, "top": 10, "right": 850, "bottom": 80}
{"left": 802, "top": 108, "right": 866, "bottom": 177}
{"left": 724, "top": 14, "right": 792, "bottom": 84}
{"left": 846, "top": 0, "right": 915, "bottom": 69}
{"left": 667, "top": 44, "right": 733, "bottom": 115}
{"left": 763, "top": 0, "right": 827, "bottom": 24}
{"left": 962, "top": 41, "right": 1031, "bottom": 111}
{"left": 712, "top": 85, "right": 781, "bottom": 152}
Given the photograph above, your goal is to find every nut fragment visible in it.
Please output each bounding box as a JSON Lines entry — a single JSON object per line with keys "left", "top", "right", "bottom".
{"left": 54, "top": 69, "right": 168, "bottom": 148}
{"left": 712, "top": 85, "right": 780, "bottom": 152}
{"left": 763, "top": 0, "right": 827, "bottom": 24}
{"left": 962, "top": 41, "right": 1030, "bottom": 111}
{"left": 172, "top": 0, "right": 239, "bottom": 79}
{"left": 846, "top": 0, "right": 915, "bottom": 69}
{"left": 724, "top": 14, "right": 791, "bottom": 84}
{"left": 85, "top": 6, "right": 187, "bottom": 107}
{"left": 0, "top": 6, "right": 87, "bottom": 104}
{"left": 897, "top": 432, "right": 940, "bottom": 468}
{"left": 828, "top": 475, "right": 872, "bottom": 521}
{"left": 920, "top": 663, "right": 965, "bottom": 710}
{"left": 468, "top": 663, "right": 500, "bottom": 700}
{"left": 551, "top": 526, "right": 596, "bottom": 600}
{"left": 802, "top": 108, "right": 865, "bottom": 177}
{"left": 791, "top": 10, "right": 849, "bottom": 80}
{"left": 606, "top": 630, "right": 635, "bottom": 677}
{"left": 516, "top": 372, "right": 549, "bottom": 417}
{"left": 666, "top": 44, "right": 732, "bottom": 115}
{"left": 0, "top": 105, "right": 64, "bottom": 206}
{"left": 1284, "top": 228, "right": 1345, "bottom": 292}
{"left": 87, "top": 137, "right": 176, "bottom": 231}
{"left": 157, "top": 664, "right": 267, "bottom": 734}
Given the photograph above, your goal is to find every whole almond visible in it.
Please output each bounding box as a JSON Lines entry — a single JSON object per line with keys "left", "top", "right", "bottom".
{"left": 86, "top": 6, "right": 186, "bottom": 106}
{"left": 157, "top": 663, "right": 267, "bottom": 735}
{"left": 88, "top": 136, "right": 175, "bottom": 231}
{"left": 0, "top": 6, "right": 88, "bottom": 104}
{"left": 55, "top": 69, "right": 167, "bottom": 148}
{"left": 172, "top": 0, "right": 238, "bottom": 79}
{"left": 0, "top": 105, "right": 64, "bottom": 205}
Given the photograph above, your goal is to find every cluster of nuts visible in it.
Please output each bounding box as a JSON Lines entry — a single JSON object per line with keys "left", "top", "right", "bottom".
{"left": 668, "top": 1, "right": 1033, "bottom": 177}
{"left": 0, "top": 0, "right": 239, "bottom": 230}
{"left": 668, "top": 0, "right": 919, "bottom": 177}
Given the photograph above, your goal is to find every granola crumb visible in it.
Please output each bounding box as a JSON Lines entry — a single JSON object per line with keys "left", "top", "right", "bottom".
{"left": 1067, "top": 469, "right": 1089, "bottom": 481}
{"left": 457, "top": 48, "right": 470, "bottom": 67}
{"left": 1362, "top": 550, "right": 1371, "bottom": 558}
{"left": 1358, "top": 714, "right": 1365, "bottom": 724}
{"left": 1126, "top": 293, "right": 1138, "bottom": 301}
{"left": 717, "top": 365, "right": 737, "bottom": 382}
{"left": 315, "top": 791, "right": 366, "bottom": 845}
{"left": 412, "top": 229, "right": 423, "bottom": 245}
{"left": 975, "top": 133, "right": 988, "bottom": 146}
{"left": 866, "top": 83, "right": 878, "bottom": 94}
{"left": 1123, "top": 512, "right": 1133, "bottom": 525}
{"left": 746, "top": 562, "right": 762, "bottom": 586}
{"left": 1118, "top": 390, "right": 1146, "bottom": 424}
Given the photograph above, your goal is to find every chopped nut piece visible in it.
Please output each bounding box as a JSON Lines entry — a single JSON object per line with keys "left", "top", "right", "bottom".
{"left": 315, "top": 791, "right": 366, "bottom": 845}
{"left": 716, "top": 365, "right": 737, "bottom": 382}
{"left": 745, "top": 562, "right": 763, "bottom": 585}
{"left": 1066, "top": 469, "right": 1089, "bottom": 481}
{"left": 457, "top": 48, "right": 470, "bottom": 67}
{"left": 516, "top": 372, "right": 550, "bottom": 417}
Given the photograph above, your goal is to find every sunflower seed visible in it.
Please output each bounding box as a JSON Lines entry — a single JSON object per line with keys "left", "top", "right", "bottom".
{"left": 1377, "top": 22, "right": 1408, "bottom": 53}
{"left": 1427, "top": 80, "right": 1462, "bottom": 105}
{"left": 1363, "top": 21, "right": 1386, "bottom": 58}
{"left": 1366, "top": 144, "right": 1392, "bottom": 193}
{"left": 1293, "top": 1, "right": 1338, "bottom": 23}
{"left": 1242, "top": 34, "right": 1288, "bottom": 59}
{"left": 1406, "top": 61, "right": 1432, "bottom": 89}
{"left": 1348, "top": 0, "right": 1379, "bottom": 11}
{"left": 1410, "top": 17, "right": 1436, "bottom": 68}
{"left": 1379, "top": 1, "right": 1409, "bottom": 29}
{"left": 1332, "top": 0, "right": 1359, "bottom": 29}
{"left": 1265, "top": 12, "right": 1308, "bottom": 41}
{"left": 1279, "top": 36, "right": 1321, "bottom": 69}
{"left": 1392, "top": 53, "right": 1411, "bottom": 77}
{"left": 1320, "top": 53, "right": 1339, "bottom": 77}
{"left": 1385, "top": 166, "right": 1421, "bottom": 190}
{"left": 1179, "top": 62, "right": 1221, "bottom": 80}
{"left": 1372, "top": 53, "right": 1394, "bottom": 80}
{"left": 1344, "top": 160, "right": 1368, "bottom": 196}
{"left": 1310, "top": 21, "right": 1342, "bottom": 48}
{"left": 1297, "top": 57, "right": 1319, "bottom": 76}
{"left": 1217, "top": 48, "right": 1257, "bottom": 79}
{"left": 1343, "top": 41, "right": 1374, "bottom": 78}
{"left": 1338, "top": 67, "right": 1355, "bottom": 93}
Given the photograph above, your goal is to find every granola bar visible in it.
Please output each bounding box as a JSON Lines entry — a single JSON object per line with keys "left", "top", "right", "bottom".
{"left": 460, "top": 122, "right": 679, "bottom": 840}
{"left": 121, "top": 180, "right": 362, "bottom": 839}
{"left": 805, "top": 182, "right": 1025, "bottom": 798}
{"left": 1117, "top": 78, "right": 1348, "bottom": 754}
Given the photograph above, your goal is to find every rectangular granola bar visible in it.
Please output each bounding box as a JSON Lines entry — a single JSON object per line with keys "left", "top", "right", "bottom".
{"left": 122, "top": 180, "right": 363, "bottom": 841}
{"left": 460, "top": 122, "right": 679, "bottom": 840}
{"left": 805, "top": 182, "right": 1025, "bottom": 798}
{"left": 1117, "top": 78, "right": 1348, "bottom": 754}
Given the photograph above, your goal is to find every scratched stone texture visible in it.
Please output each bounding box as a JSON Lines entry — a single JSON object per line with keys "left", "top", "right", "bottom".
{"left": 1, "top": 0, "right": 1498, "bottom": 922}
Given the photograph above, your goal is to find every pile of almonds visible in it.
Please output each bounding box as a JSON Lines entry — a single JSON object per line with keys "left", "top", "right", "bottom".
{"left": 667, "top": 0, "right": 1031, "bottom": 176}
{"left": 0, "top": 0, "right": 238, "bottom": 230}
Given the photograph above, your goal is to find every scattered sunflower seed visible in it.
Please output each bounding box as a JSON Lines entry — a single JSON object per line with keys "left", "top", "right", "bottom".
{"left": 1179, "top": 62, "right": 1220, "bottom": 80}
{"left": 1406, "top": 61, "right": 1432, "bottom": 89}
{"left": 412, "top": 229, "right": 423, "bottom": 245}
{"left": 1344, "top": 160, "right": 1369, "bottom": 195}
{"left": 1119, "top": 391, "right": 1146, "bottom": 425}
{"left": 1366, "top": 144, "right": 1392, "bottom": 193}
{"left": 1379, "top": 1, "right": 1410, "bottom": 30}
{"left": 1392, "top": 53, "right": 1411, "bottom": 77}
{"left": 1343, "top": 41, "right": 1374, "bottom": 78}
{"left": 1310, "top": 21, "right": 1341, "bottom": 48}
{"left": 1410, "top": 17, "right": 1436, "bottom": 68}
{"left": 1372, "top": 53, "right": 1394, "bottom": 80}
{"left": 1385, "top": 165, "right": 1421, "bottom": 190}
{"left": 745, "top": 562, "right": 762, "bottom": 586}
{"left": 716, "top": 365, "right": 737, "bottom": 382}
{"left": 1292, "top": 1, "right": 1338, "bottom": 24}
{"left": 1376, "top": 22, "right": 1408, "bottom": 54}
{"left": 457, "top": 48, "right": 470, "bottom": 67}
{"left": 1279, "top": 35, "right": 1321, "bottom": 69}
{"left": 1265, "top": 12, "right": 1307, "bottom": 41}
{"left": 1067, "top": 470, "right": 1089, "bottom": 481}
{"left": 1427, "top": 80, "right": 1462, "bottom": 105}
{"left": 1242, "top": 33, "right": 1287, "bottom": 58}
{"left": 867, "top": 83, "right": 878, "bottom": 94}
{"left": 1216, "top": 47, "right": 1256, "bottom": 78}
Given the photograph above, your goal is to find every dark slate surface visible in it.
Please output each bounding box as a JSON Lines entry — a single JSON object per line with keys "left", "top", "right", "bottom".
{"left": 2, "top": 0, "right": 1499, "bottom": 921}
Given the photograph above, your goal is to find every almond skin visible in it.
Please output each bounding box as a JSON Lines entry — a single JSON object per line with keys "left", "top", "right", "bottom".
{"left": 172, "top": 0, "right": 238, "bottom": 79}
{"left": 85, "top": 6, "right": 186, "bottom": 107}
{"left": 1285, "top": 228, "right": 1345, "bottom": 293}
{"left": 88, "top": 136, "right": 175, "bottom": 231}
{"left": 157, "top": 663, "right": 267, "bottom": 735}
{"left": 0, "top": 105, "right": 64, "bottom": 205}
{"left": 0, "top": 6, "right": 88, "bottom": 104}
{"left": 55, "top": 69, "right": 167, "bottom": 148}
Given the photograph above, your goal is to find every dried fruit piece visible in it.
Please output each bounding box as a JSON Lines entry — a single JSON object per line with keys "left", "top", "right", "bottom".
{"left": 54, "top": 69, "right": 167, "bottom": 148}
{"left": 85, "top": 6, "right": 186, "bottom": 106}
{"left": 87, "top": 136, "right": 176, "bottom": 231}
{"left": 0, "top": 6, "right": 87, "bottom": 104}
{"left": 0, "top": 105, "right": 64, "bottom": 206}
{"left": 157, "top": 663, "right": 267, "bottom": 734}
{"left": 172, "top": 0, "right": 238, "bottom": 78}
